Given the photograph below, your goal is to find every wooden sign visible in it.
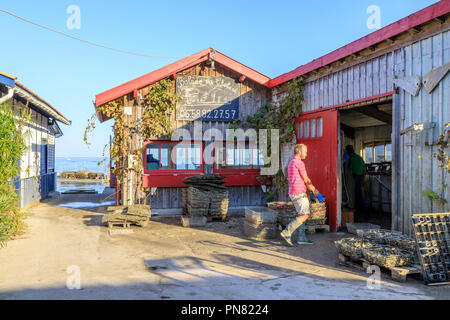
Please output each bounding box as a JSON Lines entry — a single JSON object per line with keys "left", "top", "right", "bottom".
{"left": 176, "top": 75, "right": 239, "bottom": 122}
{"left": 124, "top": 106, "right": 132, "bottom": 115}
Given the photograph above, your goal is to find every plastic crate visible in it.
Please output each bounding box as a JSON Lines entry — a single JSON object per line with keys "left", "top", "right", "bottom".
{"left": 411, "top": 213, "right": 450, "bottom": 285}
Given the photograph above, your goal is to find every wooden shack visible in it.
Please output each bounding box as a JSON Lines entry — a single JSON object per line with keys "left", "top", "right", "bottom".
{"left": 270, "top": 1, "right": 449, "bottom": 234}
{"left": 95, "top": 49, "right": 272, "bottom": 212}
{"left": 95, "top": 1, "right": 449, "bottom": 234}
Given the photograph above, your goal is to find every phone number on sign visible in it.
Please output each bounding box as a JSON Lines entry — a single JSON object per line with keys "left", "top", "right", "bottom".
{"left": 178, "top": 108, "right": 237, "bottom": 120}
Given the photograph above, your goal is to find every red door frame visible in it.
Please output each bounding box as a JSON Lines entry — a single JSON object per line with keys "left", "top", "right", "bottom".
{"left": 295, "top": 109, "right": 339, "bottom": 232}
{"left": 295, "top": 91, "right": 396, "bottom": 231}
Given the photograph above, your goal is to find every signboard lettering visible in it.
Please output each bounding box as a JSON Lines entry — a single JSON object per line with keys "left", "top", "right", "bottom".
{"left": 176, "top": 76, "right": 239, "bottom": 122}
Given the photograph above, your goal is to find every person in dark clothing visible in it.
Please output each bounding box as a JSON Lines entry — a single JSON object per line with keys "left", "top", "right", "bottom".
{"left": 345, "top": 145, "right": 368, "bottom": 209}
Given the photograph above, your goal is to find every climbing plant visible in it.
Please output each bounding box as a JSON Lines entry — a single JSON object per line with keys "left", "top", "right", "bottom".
{"left": 230, "top": 77, "right": 305, "bottom": 201}
{"left": 84, "top": 79, "right": 181, "bottom": 201}
{"left": 422, "top": 122, "right": 450, "bottom": 205}
{"left": 0, "top": 103, "right": 30, "bottom": 242}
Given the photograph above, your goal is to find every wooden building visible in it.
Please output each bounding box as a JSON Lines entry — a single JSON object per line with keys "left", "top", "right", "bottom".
{"left": 270, "top": 1, "right": 450, "bottom": 234}
{"left": 0, "top": 71, "right": 71, "bottom": 208}
{"left": 95, "top": 1, "right": 449, "bottom": 235}
{"left": 95, "top": 50, "right": 272, "bottom": 212}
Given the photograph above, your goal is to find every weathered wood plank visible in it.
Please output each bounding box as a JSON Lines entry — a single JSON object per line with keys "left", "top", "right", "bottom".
{"left": 373, "top": 57, "right": 380, "bottom": 96}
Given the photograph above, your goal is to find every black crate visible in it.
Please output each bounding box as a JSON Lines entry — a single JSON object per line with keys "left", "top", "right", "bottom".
{"left": 411, "top": 213, "right": 450, "bottom": 285}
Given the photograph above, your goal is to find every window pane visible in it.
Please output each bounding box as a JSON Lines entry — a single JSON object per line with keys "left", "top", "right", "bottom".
{"left": 317, "top": 118, "right": 323, "bottom": 137}
{"left": 364, "top": 147, "right": 373, "bottom": 163}
{"left": 188, "top": 144, "right": 201, "bottom": 170}
{"left": 252, "top": 148, "right": 263, "bottom": 167}
{"left": 310, "top": 119, "right": 316, "bottom": 138}
{"left": 242, "top": 144, "right": 251, "bottom": 169}
{"left": 304, "top": 120, "right": 309, "bottom": 138}
{"left": 235, "top": 144, "right": 240, "bottom": 167}
{"left": 216, "top": 144, "right": 225, "bottom": 169}
{"left": 385, "top": 144, "right": 392, "bottom": 161}
{"left": 160, "top": 144, "right": 171, "bottom": 169}
{"left": 146, "top": 146, "right": 159, "bottom": 170}
{"left": 226, "top": 144, "right": 238, "bottom": 168}
{"left": 259, "top": 151, "right": 265, "bottom": 167}
{"left": 298, "top": 121, "right": 303, "bottom": 139}
{"left": 374, "top": 145, "right": 385, "bottom": 162}
{"left": 175, "top": 145, "right": 187, "bottom": 170}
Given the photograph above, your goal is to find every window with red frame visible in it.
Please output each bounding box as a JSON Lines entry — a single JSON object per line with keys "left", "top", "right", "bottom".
{"left": 144, "top": 142, "right": 202, "bottom": 171}
{"left": 213, "top": 142, "right": 265, "bottom": 171}
{"left": 298, "top": 117, "right": 323, "bottom": 139}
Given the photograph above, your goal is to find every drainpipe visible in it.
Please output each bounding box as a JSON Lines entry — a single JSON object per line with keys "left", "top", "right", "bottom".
{"left": 0, "top": 86, "right": 14, "bottom": 104}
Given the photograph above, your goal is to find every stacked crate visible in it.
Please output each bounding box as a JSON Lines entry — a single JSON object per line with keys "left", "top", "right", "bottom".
{"left": 182, "top": 174, "right": 229, "bottom": 221}
{"left": 102, "top": 205, "right": 151, "bottom": 228}
{"left": 267, "top": 202, "right": 297, "bottom": 228}
{"left": 244, "top": 207, "right": 278, "bottom": 240}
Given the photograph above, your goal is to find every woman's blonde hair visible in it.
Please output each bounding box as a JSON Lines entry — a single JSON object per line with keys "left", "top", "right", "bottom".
{"left": 295, "top": 144, "right": 307, "bottom": 155}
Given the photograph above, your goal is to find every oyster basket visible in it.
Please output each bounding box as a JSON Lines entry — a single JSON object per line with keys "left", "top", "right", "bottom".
{"left": 334, "top": 237, "right": 380, "bottom": 260}
{"left": 357, "top": 228, "right": 417, "bottom": 253}
{"left": 346, "top": 222, "right": 380, "bottom": 235}
{"left": 267, "top": 202, "right": 297, "bottom": 228}
{"left": 310, "top": 200, "right": 326, "bottom": 219}
{"left": 362, "top": 246, "right": 414, "bottom": 268}
{"left": 306, "top": 217, "right": 327, "bottom": 226}
{"left": 244, "top": 207, "right": 277, "bottom": 240}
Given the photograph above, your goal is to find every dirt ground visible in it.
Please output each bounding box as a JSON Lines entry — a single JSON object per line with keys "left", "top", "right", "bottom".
{"left": 0, "top": 188, "right": 448, "bottom": 300}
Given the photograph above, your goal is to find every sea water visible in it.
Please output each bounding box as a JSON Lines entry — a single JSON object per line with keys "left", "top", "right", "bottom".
{"left": 55, "top": 157, "right": 107, "bottom": 174}
{"left": 56, "top": 157, "right": 109, "bottom": 193}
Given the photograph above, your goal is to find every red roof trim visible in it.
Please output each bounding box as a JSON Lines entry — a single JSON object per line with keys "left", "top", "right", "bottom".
{"left": 95, "top": 1, "right": 449, "bottom": 113}
{"left": 95, "top": 48, "right": 270, "bottom": 107}
{"left": 268, "top": 1, "right": 450, "bottom": 88}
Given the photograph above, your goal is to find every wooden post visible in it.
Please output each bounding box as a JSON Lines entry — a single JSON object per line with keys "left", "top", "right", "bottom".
{"left": 134, "top": 94, "right": 144, "bottom": 204}
{"left": 122, "top": 95, "right": 130, "bottom": 206}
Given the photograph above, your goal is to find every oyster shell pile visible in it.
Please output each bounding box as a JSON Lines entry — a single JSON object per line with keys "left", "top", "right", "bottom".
{"left": 336, "top": 236, "right": 416, "bottom": 268}
{"left": 358, "top": 229, "right": 417, "bottom": 253}
{"left": 363, "top": 246, "right": 414, "bottom": 268}
{"left": 334, "top": 237, "right": 379, "bottom": 260}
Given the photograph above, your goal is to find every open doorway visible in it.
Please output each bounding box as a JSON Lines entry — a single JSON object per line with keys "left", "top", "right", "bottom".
{"left": 339, "top": 100, "right": 393, "bottom": 229}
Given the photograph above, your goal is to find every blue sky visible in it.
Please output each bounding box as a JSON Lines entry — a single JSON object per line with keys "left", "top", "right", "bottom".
{"left": 0, "top": 0, "right": 437, "bottom": 157}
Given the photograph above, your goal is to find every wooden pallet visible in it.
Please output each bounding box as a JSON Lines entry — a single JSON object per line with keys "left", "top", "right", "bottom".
{"left": 425, "top": 281, "right": 450, "bottom": 286}
{"left": 108, "top": 221, "right": 131, "bottom": 228}
{"left": 305, "top": 224, "right": 330, "bottom": 234}
{"left": 338, "top": 253, "right": 422, "bottom": 283}
{"left": 107, "top": 220, "right": 148, "bottom": 228}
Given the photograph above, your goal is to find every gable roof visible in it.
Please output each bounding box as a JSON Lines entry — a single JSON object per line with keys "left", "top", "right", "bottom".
{"left": 268, "top": 0, "right": 450, "bottom": 87}
{"left": 94, "top": 1, "right": 449, "bottom": 122}
{"left": 95, "top": 48, "right": 270, "bottom": 109}
{"left": 0, "top": 71, "right": 71, "bottom": 126}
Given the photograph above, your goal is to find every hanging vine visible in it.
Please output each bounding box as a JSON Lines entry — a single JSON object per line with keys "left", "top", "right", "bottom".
{"left": 422, "top": 122, "right": 450, "bottom": 205}
{"left": 229, "top": 77, "right": 305, "bottom": 201}
{"left": 84, "top": 79, "right": 181, "bottom": 200}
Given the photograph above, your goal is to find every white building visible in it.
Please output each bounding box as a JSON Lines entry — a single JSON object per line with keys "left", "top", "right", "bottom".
{"left": 0, "top": 71, "right": 71, "bottom": 208}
